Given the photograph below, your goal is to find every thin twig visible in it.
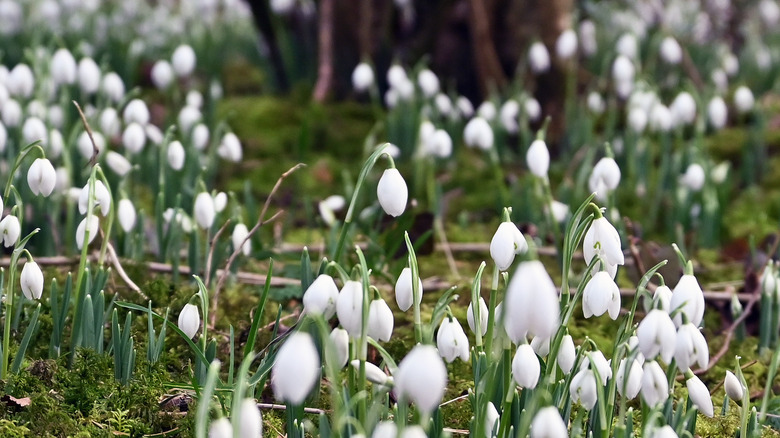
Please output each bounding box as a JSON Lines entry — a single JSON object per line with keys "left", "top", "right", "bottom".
{"left": 105, "top": 240, "right": 147, "bottom": 300}
{"left": 72, "top": 101, "right": 100, "bottom": 167}
{"left": 204, "top": 219, "right": 231, "bottom": 289}
{"left": 256, "top": 402, "right": 326, "bottom": 415}
{"left": 435, "top": 217, "right": 461, "bottom": 279}
{"left": 695, "top": 292, "right": 761, "bottom": 375}
{"left": 209, "top": 163, "right": 305, "bottom": 329}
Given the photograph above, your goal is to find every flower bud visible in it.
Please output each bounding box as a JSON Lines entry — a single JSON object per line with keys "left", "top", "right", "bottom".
{"left": 557, "top": 334, "right": 576, "bottom": 374}
{"left": 172, "top": 44, "right": 196, "bottom": 77}
{"left": 556, "top": 29, "right": 578, "bottom": 60}
{"left": 477, "top": 101, "right": 497, "bottom": 120}
{"left": 238, "top": 398, "right": 262, "bottom": 438}
{"left": 0, "top": 215, "right": 20, "bottom": 247}
{"left": 27, "top": 158, "right": 56, "bottom": 197}
{"left": 417, "top": 69, "right": 439, "bottom": 98}
{"left": 456, "top": 96, "right": 474, "bottom": 118}
{"left": 118, "top": 199, "right": 137, "bottom": 233}
{"left": 52, "top": 48, "right": 77, "bottom": 85}
{"left": 500, "top": 100, "right": 519, "bottom": 133}
{"left": 337, "top": 280, "right": 365, "bottom": 337}
{"left": 167, "top": 140, "right": 186, "bottom": 170}
{"left": 490, "top": 221, "right": 527, "bottom": 271}
{"left": 512, "top": 344, "right": 540, "bottom": 388}
{"left": 467, "top": 297, "right": 488, "bottom": 336}
{"left": 8, "top": 63, "right": 34, "bottom": 98}
{"left": 272, "top": 332, "right": 320, "bottom": 404}
{"left": 351, "top": 360, "right": 390, "bottom": 386}
{"left": 671, "top": 92, "right": 696, "bottom": 126}
{"left": 151, "top": 60, "right": 174, "bottom": 90}
{"left": 105, "top": 151, "right": 132, "bottom": 177}
{"left": 352, "top": 62, "right": 374, "bottom": 92}
{"left": 329, "top": 327, "right": 349, "bottom": 368}
{"left": 616, "top": 33, "right": 638, "bottom": 59}
{"left": 2, "top": 99, "right": 22, "bottom": 127}
{"left": 367, "top": 298, "right": 394, "bottom": 342}
{"left": 528, "top": 42, "right": 550, "bottom": 73}
{"left": 377, "top": 168, "right": 408, "bottom": 217}
{"left": 123, "top": 99, "right": 150, "bottom": 125}
{"left": 734, "top": 86, "right": 754, "bottom": 114}
{"left": 660, "top": 37, "right": 682, "bottom": 64}
{"left": 193, "top": 192, "right": 216, "bottom": 229}
{"left": 724, "top": 370, "right": 744, "bottom": 401}
{"left": 395, "top": 267, "right": 422, "bottom": 312}
{"left": 192, "top": 123, "right": 210, "bottom": 151}
{"left": 437, "top": 317, "right": 470, "bottom": 363}
{"left": 641, "top": 361, "right": 669, "bottom": 407}
{"left": 101, "top": 72, "right": 125, "bottom": 103}
{"left": 78, "top": 57, "right": 101, "bottom": 95}
{"left": 217, "top": 132, "right": 242, "bottom": 162}
{"left": 231, "top": 223, "right": 251, "bottom": 256}
{"left": 463, "top": 117, "right": 493, "bottom": 150}
{"left": 178, "top": 303, "right": 200, "bottom": 338}
{"left": 707, "top": 96, "right": 728, "bottom": 130}
{"left": 21, "top": 261, "right": 44, "bottom": 300}
{"left": 530, "top": 406, "right": 568, "bottom": 438}
{"left": 526, "top": 139, "right": 550, "bottom": 178}
{"left": 670, "top": 274, "right": 705, "bottom": 327}
{"left": 394, "top": 345, "right": 447, "bottom": 415}
{"left": 680, "top": 163, "right": 705, "bottom": 192}
{"left": 122, "top": 122, "right": 146, "bottom": 154}
{"left": 686, "top": 375, "right": 714, "bottom": 417}
{"left": 208, "top": 417, "right": 232, "bottom": 438}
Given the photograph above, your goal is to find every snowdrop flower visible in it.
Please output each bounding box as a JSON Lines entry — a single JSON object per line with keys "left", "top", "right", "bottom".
{"left": 377, "top": 168, "right": 407, "bottom": 217}
{"left": 2, "top": 99, "right": 22, "bottom": 127}
{"left": 675, "top": 322, "right": 708, "bottom": 371}
{"left": 123, "top": 99, "right": 150, "bottom": 125}
{"left": 186, "top": 90, "right": 203, "bottom": 109}
{"left": 463, "top": 117, "right": 493, "bottom": 150}
{"left": 337, "top": 280, "right": 364, "bottom": 337}
{"left": 78, "top": 58, "right": 101, "bottom": 95}
{"left": 192, "top": 124, "right": 210, "bottom": 151}
{"left": 122, "top": 122, "right": 146, "bottom": 154}
{"left": 105, "top": 151, "right": 132, "bottom": 177}
{"left": 616, "top": 33, "right": 638, "bottom": 59}
{"left": 101, "top": 72, "right": 125, "bottom": 103}
{"left": 512, "top": 344, "right": 540, "bottom": 388}
{"left": 178, "top": 106, "right": 202, "bottom": 134}
{"left": 583, "top": 271, "right": 621, "bottom": 319}
{"left": 434, "top": 94, "right": 453, "bottom": 117}
{"left": 467, "top": 297, "right": 488, "bottom": 336}
{"left": 394, "top": 344, "right": 447, "bottom": 415}
{"left": 395, "top": 267, "right": 422, "bottom": 312}
{"left": 477, "top": 101, "right": 497, "bottom": 120}
{"left": 587, "top": 92, "right": 605, "bottom": 114}
{"left": 417, "top": 69, "right": 439, "bottom": 98}
{"left": 504, "top": 260, "right": 560, "bottom": 342}
{"left": 27, "top": 158, "right": 56, "bottom": 197}
{"left": 351, "top": 360, "right": 390, "bottom": 386}
{"left": 151, "top": 60, "right": 174, "bottom": 90}
{"left": 612, "top": 56, "right": 635, "bottom": 98}
{"left": 500, "top": 100, "right": 519, "bottom": 133}
{"left": 99, "top": 108, "right": 120, "bottom": 138}
{"left": 671, "top": 92, "right": 696, "bottom": 126}
{"left": 172, "top": 44, "right": 197, "bottom": 77}
{"left": 52, "top": 48, "right": 77, "bottom": 85}
{"left": 77, "top": 131, "right": 105, "bottom": 160}
{"left": 530, "top": 335, "right": 550, "bottom": 356}
{"left": 530, "top": 406, "right": 568, "bottom": 438}
{"left": 670, "top": 273, "right": 705, "bottom": 327}
{"left": 653, "top": 284, "right": 673, "bottom": 312}
{"left": 707, "top": 96, "right": 728, "bottom": 129}
{"left": 555, "top": 29, "right": 578, "bottom": 60}
{"left": 437, "top": 317, "right": 470, "bottom": 363}
{"left": 0, "top": 215, "right": 19, "bottom": 247}
{"left": 526, "top": 139, "right": 550, "bottom": 178}
{"left": 641, "top": 361, "right": 669, "bottom": 407}
{"left": 272, "top": 332, "right": 320, "bottom": 404}
{"left": 660, "top": 37, "right": 682, "bottom": 64}
{"left": 528, "top": 42, "right": 551, "bottom": 73}
{"left": 484, "top": 402, "right": 499, "bottom": 437}
{"left": 0, "top": 122, "right": 6, "bottom": 152}
{"left": 579, "top": 19, "right": 597, "bottom": 56}
{"left": 193, "top": 192, "right": 216, "bottom": 229}
{"left": 581, "top": 350, "right": 612, "bottom": 384}
{"left": 524, "top": 98, "right": 542, "bottom": 122}
{"left": 490, "top": 221, "right": 527, "bottom": 271}
{"left": 426, "top": 129, "right": 452, "bottom": 158}
{"left": 686, "top": 375, "right": 713, "bottom": 417}
{"left": 649, "top": 103, "right": 673, "bottom": 132}
{"left": 558, "top": 334, "right": 576, "bottom": 374}
{"left": 238, "top": 398, "right": 262, "bottom": 438}
{"left": 616, "top": 358, "right": 643, "bottom": 399}
{"left": 352, "top": 63, "right": 374, "bottom": 92}
{"left": 722, "top": 52, "right": 739, "bottom": 77}
{"left": 178, "top": 303, "right": 200, "bottom": 338}
{"left": 680, "top": 163, "right": 705, "bottom": 192}
{"left": 649, "top": 426, "right": 678, "bottom": 438}
{"left": 456, "top": 96, "right": 474, "bottom": 118}
{"left": 711, "top": 69, "right": 728, "bottom": 93}
{"left": 20, "top": 261, "right": 44, "bottom": 300}
{"left": 368, "top": 298, "right": 394, "bottom": 342}
{"left": 583, "top": 215, "right": 624, "bottom": 277}
{"left": 213, "top": 192, "right": 227, "bottom": 213}
{"left": 8, "top": 64, "right": 34, "bottom": 98}
{"left": 79, "top": 180, "right": 111, "bottom": 216}
{"left": 76, "top": 214, "right": 100, "bottom": 250}
{"left": 270, "top": 0, "right": 296, "bottom": 15}
{"left": 570, "top": 369, "right": 597, "bottom": 409}
{"left": 209, "top": 417, "right": 232, "bottom": 438}
{"left": 217, "top": 132, "right": 242, "bottom": 162}
{"left": 637, "top": 309, "right": 677, "bottom": 363}
{"left": 588, "top": 157, "right": 621, "bottom": 203}
{"left": 628, "top": 106, "right": 647, "bottom": 133}
{"left": 724, "top": 371, "right": 744, "bottom": 401}
{"left": 372, "top": 421, "right": 397, "bottom": 438}
{"left": 318, "top": 194, "right": 345, "bottom": 226}
{"left": 387, "top": 65, "right": 408, "bottom": 89}
{"left": 117, "top": 199, "right": 136, "bottom": 232}
{"left": 733, "top": 86, "right": 754, "bottom": 114}
{"left": 166, "top": 140, "right": 186, "bottom": 171}
{"left": 328, "top": 327, "right": 349, "bottom": 369}
{"left": 229, "top": 223, "right": 250, "bottom": 256}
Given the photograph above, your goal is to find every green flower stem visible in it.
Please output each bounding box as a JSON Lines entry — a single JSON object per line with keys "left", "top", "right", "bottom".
{"left": 195, "top": 359, "right": 222, "bottom": 438}
{"left": 484, "top": 265, "right": 500, "bottom": 358}
{"left": 3, "top": 141, "right": 45, "bottom": 200}
{"left": 331, "top": 143, "right": 392, "bottom": 264}
{"left": 355, "top": 246, "right": 371, "bottom": 424}
{"left": 495, "top": 348, "right": 515, "bottom": 438}
{"left": 760, "top": 348, "right": 780, "bottom": 422}
{"left": 404, "top": 232, "right": 423, "bottom": 344}
{"left": 471, "top": 262, "right": 487, "bottom": 349}
{"left": 95, "top": 166, "right": 115, "bottom": 266}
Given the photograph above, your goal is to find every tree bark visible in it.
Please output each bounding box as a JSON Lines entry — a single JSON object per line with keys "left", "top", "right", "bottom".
{"left": 313, "top": 0, "right": 335, "bottom": 102}
{"left": 467, "top": 0, "right": 508, "bottom": 95}
{"left": 243, "top": 0, "right": 290, "bottom": 92}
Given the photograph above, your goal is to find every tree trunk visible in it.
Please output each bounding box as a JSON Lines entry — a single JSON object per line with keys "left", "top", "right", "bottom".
{"left": 243, "top": 0, "right": 290, "bottom": 92}
{"left": 313, "top": 0, "right": 335, "bottom": 102}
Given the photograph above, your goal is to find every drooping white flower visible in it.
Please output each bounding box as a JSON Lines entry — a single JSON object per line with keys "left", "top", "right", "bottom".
{"left": 588, "top": 92, "right": 605, "bottom": 114}
{"left": 467, "top": 297, "right": 488, "bottom": 336}
{"left": 395, "top": 267, "right": 422, "bottom": 312}
{"left": 177, "top": 303, "right": 200, "bottom": 338}
{"left": 417, "top": 69, "right": 439, "bottom": 98}
{"left": 641, "top": 360, "right": 669, "bottom": 407}
{"left": 490, "top": 221, "right": 528, "bottom": 271}
{"left": 556, "top": 29, "right": 578, "bottom": 60}
{"left": 582, "top": 350, "right": 612, "bottom": 385}
{"left": 579, "top": 19, "right": 597, "bottom": 56}
{"left": 22, "top": 117, "right": 47, "bottom": 147}
{"left": 583, "top": 271, "right": 621, "bottom": 319}
{"left": 76, "top": 215, "right": 100, "bottom": 249}
{"left": 526, "top": 139, "right": 550, "bottom": 178}
{"left": 500, "top": 100, "right": 519, "bottom": 133}
{"left": 653, "top": 284, "right": 673, "bottom": 312}
{"left": 660, "top": 37, "right": 682, "bottom": 64}
{"left": 557, "top": 334, "right": 576, "bottom": 374}
{"left": 372, "top": 421, "right": 397, "bottom": 438}
{"left": 172, "top": 44, "right": 197, "bottom": 77}
{"left": 670, "top": 92, "right": 696, "bottom": 126}
{"left": 212, "top": 192, "right": 227, "bottom": 213}
{"left": 78, "top": 57, "right": 101, "bottom": 95}
{"left": 122, "top": 122, "right": 146, "bottom": 154}
{"left": 351, "top": 360, "right": 390, "bottom": 386}
{"left": 2, "top": 99, "right": 21, "bottom": 127}
{"left": 674, "top": 322, "right": 709, "bottom": 371}
{"left": 669, "top": 274, "right": 705, "bottom": 327}
{"left": 20, "top": 261, "right": 44, "bottom": 300}
{"left": 167, "top": 140, "right": 186, "bottom": 171}
{"left": 528, "top": 42, "right": 551, "bottom": 73}
{"left": 477, "top": 101, "right": 497, "bottom": 120}
{"left": 680, "top": 163, "right": 705, "bottom": 192}
{"left": 504, "top": 260, "right": 560, "bottom": 342}
{"left": 238, "top": 399, "right": 262, "bottom": 438}
{"left": 612, "top": 54, "right": 635, "bottom": 83}
{"left": 193, "top": 192, "right": 216, "bottom": 229}
{"left": 51, "top": 48, "right": 77, "bottom": 85}
{"left": 151, "top": 60, "right": 174, "bottom": 90}
{"left": 463, "top": 117, "right": 494, "bottom": 150}
{"left": 512, "top": 344, "right": 540, "bottom": 388}
{"left": 616, "top": 358, "right": 643, "bottom": 399}
{"left": 628, "top": 106, "right": 648, "bottom": 134}
{"left": 352, "top": 63, "right": 374, "bottom": 92}
{"left": 570, "top": 369, "right": 598, "bottom": 410}
{"left": 192, "top": 123, "right": 210, "bottom": 151}
{"left": 117, "top": 199, "right": 137, "bottom": 233}
{"left": 208, "top": 417, "right": 232, "bottom": 438}
{"left": 530, "top": 406, "right": 568, "bottom": 438}
{"left": 437, "top": 317, "right": 470, "bottom": 363}
{"left": 78, "top": 180, "right": 111, "bottom": 216}
{"left": 456, "top": 96, "right": 474, "bottom": 118}
{"left": 434, "top": 94, "right": 453, "bottom": 117}
{"left": 649, "top": 425, "right": 679, "bottom": 438}
{"left": 101, "top": 72, "right": 125, "bottom": 103}
{"left": 27, "top": 158, "right": 56, "bottom": 197}
{"left": 424, "top": 129, "right": 452, "bottom": 158}
{"left": 8, "top": 63, "right": 34, "bottom": 98}
{"left": 724, "top": 370, "right": 744, "bottom": 401}
{"left": 583, "top": 216, "right": 624, "bottom": 277}
{"left": 588, "top": 158, "right": 622, "bottom": 202}
{"left": 217, "top": 132, "right": 242, "bottom": 162}
{"left": 178, "top": 106, "right": 202, "bottom": 134}
{"left": 616, "top": 33, "right": 638, "bottom": 59}
{"left": 394, "top": 344, "right": 447, "bottom": 415}
{"left": 707, "top": 96, "right": 728, "bottom": 130}
{"left": 303, "top": 274, "right": 339, "bottom": 319}
{"left": 377, "top": 168, "right": 407, "bottom": 217}
{"left": 734, "top": 86, "right": 754, "bottom": 114}
{"left": 637, "top": 308, "right": 677, "bottom": 363}
{"left": 105, "top": 151, "right": 132, "bottom": 177}
{"left": 123, "top": 99, "right": 150, "bottom": 125}
{"left": 685, "top": 375, "right": 713, "bottom": 417}
{"left": 485, "top": 402, "right": 499, "bottom": 437}
{"left": 329, "top": 327, "right": 349, "bottom": 368}
{"left": 272, "top": 332, "right": 320, "bottom": 404}
{"left": 0, "top": 215, "right": 19, "bottom": 247}
{"left": 231, "top": 223, "right": 251, "bottom": 256}
{"left": 368, "top": 298, "right": 394, "bottom": 342}
{"left": 337, "top": 280, "right": 364, "bottom": 337}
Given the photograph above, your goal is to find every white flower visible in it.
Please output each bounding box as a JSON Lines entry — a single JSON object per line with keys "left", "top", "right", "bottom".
{"left": 734, "top": 86, "right": 754, "bottom": 114}
{"left": 653, "top": 284, "right": 673, "bottom": 312}
{"left": 191, "top": 192, "right": 215, "bottom": 229}
{"left": 500, "top": 100, "right": 519, "bottom": 133}
{"left": 105, "top": 151, "right": 132, "bottom": 177}
{"left": 490, "top": 221, "right": 527, "bottom": 271}
{"left": 2, "top": 99, "right": 21, "bottom": 127}
{"left": 395, "top": 267, "right": 422, "bottom": 312}
{"left": 582, "top": 350, "right": 612, "bottom": 385}
{"left": 351, "top": 360, "right": 390, "bottom": 386}
{"left": 641, "top": 361, "right": 669, "bottom": 407}
{"left": 504, "top": 260, "right": 560, "bottom": 342}
{"left": 8, "top": 64, "right": 34, "bottom": 98}
{"left": 484, "top": 402, "right": 499, "bottom": 437}
{"left": 270, "top": 0, "right": 296, "bottom": 14}
{"left": 588, "top": 158, "right": 621, "bottom": 202}
{"left": 178, "top": 106, "right": 202, "bottom": 134}
{"left": 583, "top": 216, "right": 624, "bottom": 276}
{"left": 329, "top": 327, "right": 349, "bottom": 369}
{"left": 612, "top": 55, "right": 635, "bottom": 83}
{"left": 456, "top": 96, "right": 474, "bottom": 118}
{"left": 352, "top": 63, "right": 374, "bottom": 92}
{"left": 101, "top": 72, "right": 125, "bottom": 103}
{"left": 649, "top": 425, "right": 678, "bottom": 438}
{"left": 51, "top": 48, "right": 77, "bottom": 85}
{"left": 686, "top": 375, "right": 713, "bottom": 417}
{"left": 151, "top": 60, "right": 174, "bottom": 90}
{"left": 372, "top": 421, "right": 397, "bottom": 438}
{"left": 660, "top": 37, "right": 682, "bottom": 64}
{"left": 556, "top": 29, "right": 578, "bottom": 60}
{"left": 76, "top": 215, "right": 100, "bottom": 250}
{"left": 670, "top": 274, "right": 705, "bottom": 327}
{"left": 425, "top": 129, "right": 452, "bottom": 158}
{"left": 22, "top": 117, "right": 47, "bottom": 146}
{"left": 172, "top": 44, "right": 197, "bottom": 77}
{"left": 463, "top": 117, "right": 493, "bottom": 150}
{"left": 272, "top": 332, "right": 320, "bottom": 404}
{"left": 588, "top": 92, "right": 605, "bottom": 114}
{"left": 467, "top": 297, "right": 488, "bottom": 336}
{"left": 231, "top": 223, "right": 251, "bottom": 256}
{"left": 671, "top": 92, "right": 696, "bottom": 126}
{"left": 167, "top": 140, "right": 186, "bottom": 171}
{"left": 387, "top": 65, "right": 408, "bottom": 89}
{"left": 435, "top": 94, "right": 452, "bottom": 117}
{"left": 178, "top": 303, "right": 200, "bottom": 338}
{"left": 528, "top": 42, "right": 550, "bottom": 73}
{"left": 213, "top": 192, "right": 227, "bottom": 213}
{"left": 649, "top": 103, "right": 672, "bottom": 133}
{"left": 77, "top": 131, "right": 105, "bottom": 161}
{"left": 674, "top": 323, "right": 709, "bottom": 371}
{"left": 78, "top": 57, "right": 101, "bottom": 95}
{"left": 570, "top": 369, "right": 597, "bottom": 410}
{"left": 530, "top": 406, "right": 568, "bottom": 438}
{"left": 526, "top": 139, "right": 550, "bottom": 178}
{"left": 0, "top": 215, "right": 19, "bottom": 247}
{"left": 557, "top": 334, "right": 576, "bottom": 374}
{"left": 99, "top": 108, "right": 120, "bottom": 138}
{"left": 680, "top": 163, "right": 705, "bottom": 192}
{"left": 337, "top": 280, "right": 364, "bottom": 337}
{"left": 437, "top": 317, "right": 470, "bottom": 363}
{"left": 123, "top": 99, "right": 150, "bottom": 125}
{"left": 637, "top": 309, "right": 677, "bottom": 363}
{"left": 477, "top": 101, "right": 497, "bottom": 120}
{"left": 377, "top": 168, "right": 407, "bottom": 217}
{"left": 417, "top": 69, "right": 439, "bottom": 97}
{"left": 302, "top": 274, "right": 339, "bottom": 319}
{"left": 186, "top": 90, "right": 204, "bottom": 109}
{"left": 530, "top": 335, "right": 550, "bottom": 356}
{"left": 27, "top": 158, "right": 56, "bottom": 197}
{"left": 20, "top": 261, "right": 44, "bottom": 300}
{"left": 708, "top": 96, "right": 728, "bottom": 130}
{"left": 394, "top": 344, "right": 447, "bottom": 415}
{"left": 117, "top": 199, "right": 137, "bottom": 233}
{"left": 628, "top": 106, "right": 648, "bottom": 133}
{"left": 218, "top": 132, "right": 243, "bottom": 162}
{"left": 122, "top": 122, "right": 146, "bottom": 154}
{"left": 579, "top": 19, "right": 597, "bottom": 55}
{"left": 616, "top": 358, "right": 643, "bottom": 399}
{"left": 525, "top": 97, "right": 542, "bottom": 123}
{"left": 582, "top": 271, "right": 621, "bottom": 319}
{"left": 367, "top": 298, "right": 394, "bottom": 342}
{"left": 724, "top": 370, "right": 744, "bottom": 401}
{"left": 79, "top": 180, "right": 111, "bottom": 216}
{"left": 238, "top": 399, "right": 262, "bottom": 438}
{"left": 616, "top": 33, "right": 638, "bottom": 59}
{"left": 209, "top": 417, "right": 232, "bottom": 438}
{"left": 192, "top": 124, "right": 210, "bottom": 150}
{"left": 512, "top": 344, "right": 540, "bottom": 388}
